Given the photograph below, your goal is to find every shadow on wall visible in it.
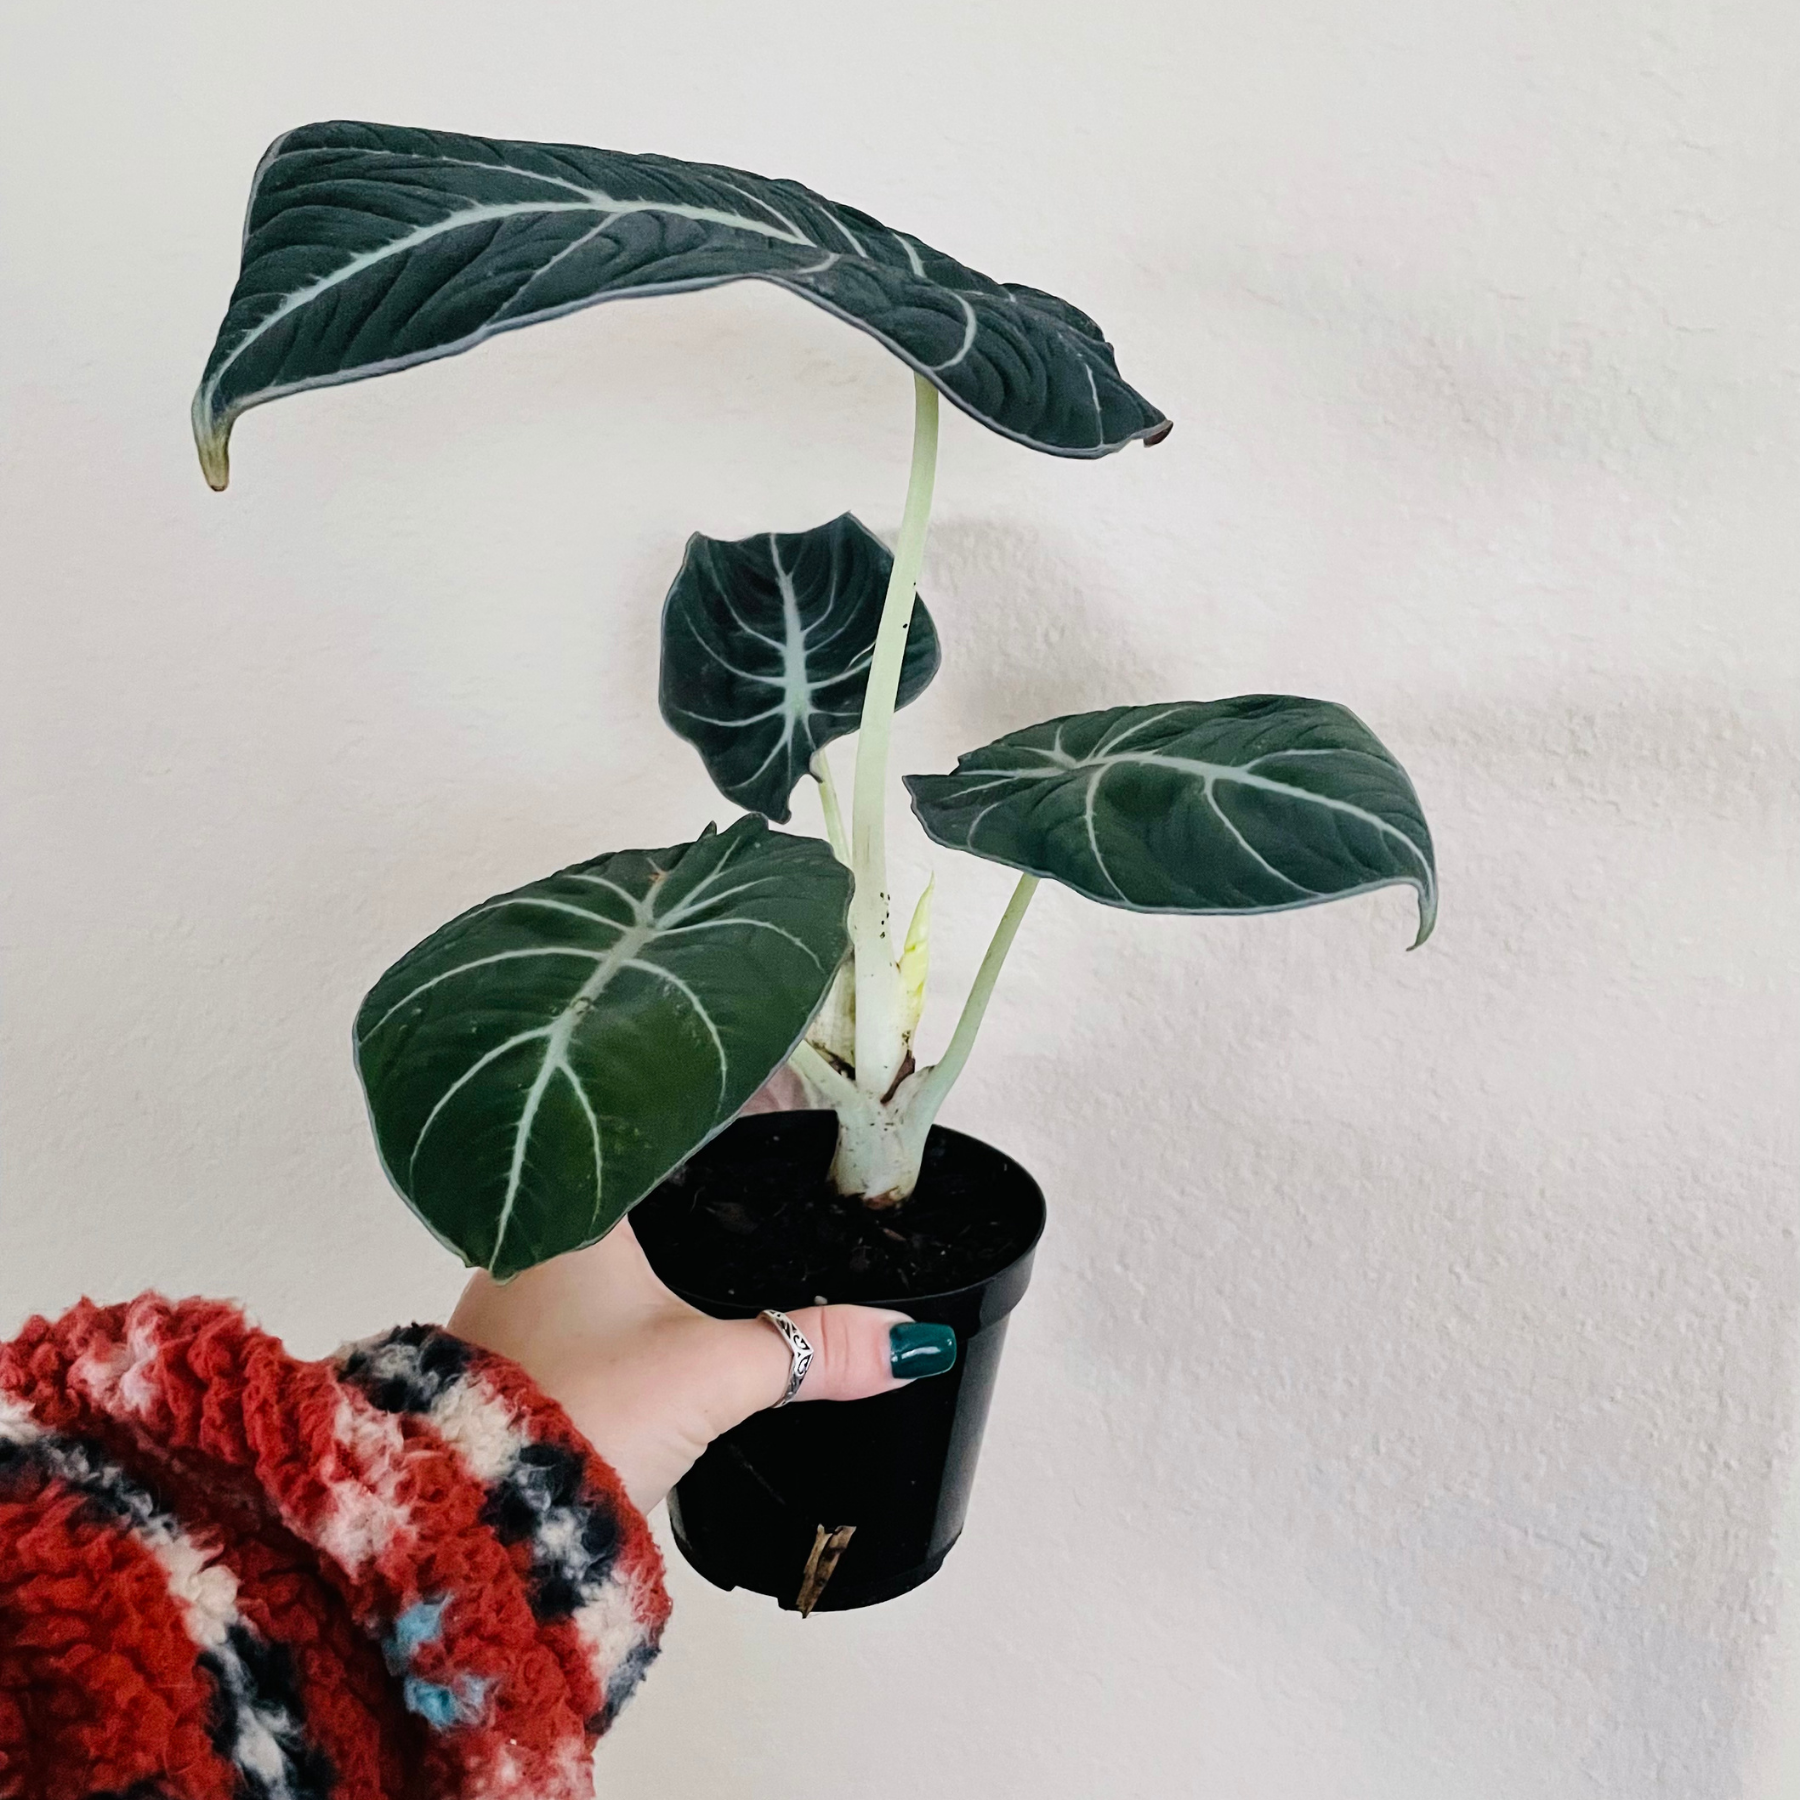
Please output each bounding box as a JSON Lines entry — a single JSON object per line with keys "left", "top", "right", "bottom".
{"left": 919, "top": 515, "right": 1182, "bottom": 750}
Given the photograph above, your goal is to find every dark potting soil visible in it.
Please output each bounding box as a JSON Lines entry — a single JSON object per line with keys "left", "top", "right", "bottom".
{"left": 632, "top": 1111, "right": 1043, "bottom": 1309}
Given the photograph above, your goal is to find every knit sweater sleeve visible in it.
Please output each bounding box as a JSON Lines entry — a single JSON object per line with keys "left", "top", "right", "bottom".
{"left": 0, "top": 1294, "right": 670, "bottom": 1800}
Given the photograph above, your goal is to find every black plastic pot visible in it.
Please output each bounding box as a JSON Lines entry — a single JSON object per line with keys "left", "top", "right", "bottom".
{"left": 633, "top": 1111, "right": 1046, "bottom": 1612}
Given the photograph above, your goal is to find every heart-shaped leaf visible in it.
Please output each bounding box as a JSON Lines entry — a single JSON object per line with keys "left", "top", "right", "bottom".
{"left": 354, "top": 816, "right": 851, "bottom": 1278}
{"left": 660, "top": 513, "right": 940, "bottom": 822}
{"left": 191, "top": 120, "right": 1170, "bottom": 488}
{"left": 904, "top": 698, "right": 1437, "bottom": 943}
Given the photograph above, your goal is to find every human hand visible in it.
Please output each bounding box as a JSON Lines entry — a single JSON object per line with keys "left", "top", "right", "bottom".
{"left": 447, "top": 1215, "right": 955, "bottom": 1513}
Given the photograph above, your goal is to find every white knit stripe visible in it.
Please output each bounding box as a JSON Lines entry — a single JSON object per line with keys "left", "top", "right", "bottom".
{"left": 0, "top": 1391, "right": 236, "bottom": 1646}
{"left": 0, "top": 1391, "right": 41, "bottom": 1443}
{"left": 59, "top": 1302, "right": 170, "bottom": 1425}
{"left": 58, "top": 1301, "right": 415, "bottom": 1593}
{"left": 427, "top": 1372, "right": 533, "bottom": 1483}
{"left": 455, "top": 1364, "right": 660, "bottom": 1711}
{"left": 468, "top": 1735, "right": 592, "bottom": 1800}
{"left": 570, "top": 1570, "right": 657, "bottom": 1702}
{"left": 147, "top": 1511, "right": 241, "bottom": 1650}
{"left": 0, "top": 1396, "right": 312, "bottom": 1798}
{"left": 315, "top": 1391, "right": 419, "bottom": 1576}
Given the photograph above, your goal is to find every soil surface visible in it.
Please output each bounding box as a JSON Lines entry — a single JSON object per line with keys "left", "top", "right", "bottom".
{"left": 632, "top": 1111, "right": 1044, "bottom": 1308}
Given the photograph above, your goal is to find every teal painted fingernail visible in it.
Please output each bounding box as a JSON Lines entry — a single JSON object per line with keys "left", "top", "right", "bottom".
{"left": 889, "top": 1322, "right": 957, "bottom": 1379}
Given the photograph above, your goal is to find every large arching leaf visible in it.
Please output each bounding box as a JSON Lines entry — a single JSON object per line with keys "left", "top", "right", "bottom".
{"left": 904, "top": 698, "right": 1437, "bottom": 943}
{"left": 354, "top": 817, "right": 851, "bottom": 1278}
{"left": 660, "top": 513, "right": 939, "bottom": 822}
{"left": 191, "top": 120, "right": 1171, "bottom": 488}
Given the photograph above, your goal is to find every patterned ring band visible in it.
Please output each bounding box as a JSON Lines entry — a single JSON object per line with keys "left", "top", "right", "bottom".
{"left": 758, "top": 1309, "right": 815, "bottom": 1408}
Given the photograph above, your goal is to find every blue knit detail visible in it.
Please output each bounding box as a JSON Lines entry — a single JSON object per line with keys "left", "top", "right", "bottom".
{"left": 399, "top": 1671, "right": 494, "bottom": 1732}
{"left": 395, "top": 1599, "right": 446, "bottom": 1656}
{"left": 402, "top": 1677, "right": 462, "bottom": 1729}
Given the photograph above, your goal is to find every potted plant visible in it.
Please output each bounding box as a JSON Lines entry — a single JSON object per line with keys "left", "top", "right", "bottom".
{"left": 193, "top": 121, "right": 1437, "bottom": 1614}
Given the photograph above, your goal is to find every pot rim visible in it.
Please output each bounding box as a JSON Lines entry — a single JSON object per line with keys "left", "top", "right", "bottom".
{"left": 642, "top": 1113, "right": 1048, "bottom": 1313}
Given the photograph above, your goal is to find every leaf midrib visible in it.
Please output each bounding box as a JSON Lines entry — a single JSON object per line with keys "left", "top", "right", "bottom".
{"left": 204, "top": 187, "right": 826, "bottom": 412}
{"left": 406, "top": 913, "right": 657, "bottom": 1265}
{"left": 953, "top": 744, "right": 1433, "bottom": 889}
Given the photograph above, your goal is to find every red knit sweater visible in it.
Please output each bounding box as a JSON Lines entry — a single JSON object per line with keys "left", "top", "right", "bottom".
{"left": 0, "top": 1295, "right": 670, "bottom": 1800}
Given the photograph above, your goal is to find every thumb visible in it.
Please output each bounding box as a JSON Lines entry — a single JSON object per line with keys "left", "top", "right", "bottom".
{"left": 703, "top": 1305, "right": 962, "bottom": 1445}
{"left": 783, "top": 1305, "right": 958, "bottom": 1404}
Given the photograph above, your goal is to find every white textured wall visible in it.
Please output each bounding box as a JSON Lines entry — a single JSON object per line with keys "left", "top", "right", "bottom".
{"left": 3, "top": 5, "right": 1796, "bottom": 1795}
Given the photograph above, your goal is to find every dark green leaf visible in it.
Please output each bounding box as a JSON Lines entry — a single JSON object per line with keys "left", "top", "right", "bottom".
{"left": 354, "top": 816, "right": 851, "bottom": 1277}
{"left": 905, "top": 698, "right": 1436, "bottom": 942}
{"left": 659, "top": 513, "right": 939, "bottom": 822}
{"left": 192, "top": 121, "right": 1171, "bottom": 487}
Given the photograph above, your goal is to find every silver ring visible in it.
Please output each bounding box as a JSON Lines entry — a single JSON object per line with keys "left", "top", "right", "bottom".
{"left": 759, "top": 1309, "right": 814, "bottom": 1408}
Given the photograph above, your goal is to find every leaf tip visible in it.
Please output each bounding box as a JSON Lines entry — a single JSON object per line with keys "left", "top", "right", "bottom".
{"left": 1143, "top": 420, "right": 1174, "bottom": 448}
{"left": 195, "top": 423, "right": 231, "bottom": 491}
{"left": 1408, "top": 882, "right": 1438, "bottom": 950}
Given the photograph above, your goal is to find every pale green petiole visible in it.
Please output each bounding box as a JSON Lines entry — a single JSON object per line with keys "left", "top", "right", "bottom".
{"left": 847, "top": 375, "right": 939, "bottom": 1101}
{"left": 811, "top": 747, "right": 850, "bottom": 865}
{"left": 906, "top": 874, "right": 1037, "bottom": 1125}
{"left": 802, "top": 374, "right": 1037, "bottom": 1202}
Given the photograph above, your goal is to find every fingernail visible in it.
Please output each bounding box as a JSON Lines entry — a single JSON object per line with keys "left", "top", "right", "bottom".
{"left": 889, "top": 1322, "right": 957, "bottom": 1379}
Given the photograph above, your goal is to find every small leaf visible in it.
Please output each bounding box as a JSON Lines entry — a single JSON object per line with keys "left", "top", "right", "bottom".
{"left": 899, "top": 875, "right": 934, "bottom": 1045}
{"left": 660, "top": 515, "right": 939, "bottom": 822}
{"left": 192, "top": 121, "right": 1170, "bottom": 487}
{"left": 905, "top": 698, "right": 1436, "bottom": 943}
{"left": 354, "top": 816, "right": 851, "bottom": 1278}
